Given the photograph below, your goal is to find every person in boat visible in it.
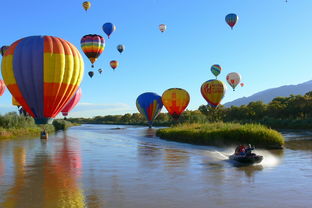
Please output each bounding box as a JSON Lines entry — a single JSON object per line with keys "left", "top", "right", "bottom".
{"left": 245, "top": 144, "right": 255, "bottom": 156}
{"left": 235, "top": 145, "right": 246, "bottom": 155}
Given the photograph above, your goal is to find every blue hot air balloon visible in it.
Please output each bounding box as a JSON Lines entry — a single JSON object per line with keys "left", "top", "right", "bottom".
{"left": 136, "top": 92, "right": 163, "bottom": 128}
{"left": 102, "top": 23, "right": 116, "bottom": 39}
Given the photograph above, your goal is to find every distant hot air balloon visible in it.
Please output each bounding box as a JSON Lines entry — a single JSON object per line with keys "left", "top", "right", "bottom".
{"left": 211, "top": 64, "right": 222, "bottom": 78}
{"left": 0, "top": 46, "right": 9, "bottom": 56}
{"left": 1, "top": 35, "right": 84, "bottom": 124}
{"left": 61, "top": 88, "right": 82, "bottom": 117}
{"left": 0, "top": 80, "right": 6, "bottom": 96}
{"left": 136, "top": 92, "right": 163, "bottom": 128}
{"left": 82, "top": 1, "right": 91, "bottom": 11}
{"left": 240, "top": 83, "right": 244, "bottom": 87}
{"left": 88, "top": 71, "right": 94, "bottom": 78}
{"left": 81, "top": 34, "right": 105, "bottom": 68}
{"left": 98, "top": 68, "right": 103, "bottom": 74}
{"left": 110, "top": 60, "right": 119, "bottom": 70}
{"left": 225, "top": 13, "right": 238, "bottom": 30}
{"left": 102, "top": 23, "right": 116, "bottom": 39}
{"left": 201, "top": 79, "right": 227, "bottom": 108}
{"left": 117, "top": 44, "right": 125, "bottom": 53}
{"left": 162, "top": 88, "right": 190, "bottom": 120}
{"left": 226, "top": 72, "right": 241, "bottom": 91}
{"left": 159, "top": 24, "right": 167, "bottom": 32}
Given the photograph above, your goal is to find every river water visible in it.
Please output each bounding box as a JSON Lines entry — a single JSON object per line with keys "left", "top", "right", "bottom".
{"left": 0, "top": 125, "right": 311, "bottom": 208}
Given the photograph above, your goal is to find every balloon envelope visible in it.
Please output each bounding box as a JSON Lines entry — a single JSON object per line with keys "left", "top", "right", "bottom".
{"left": 110, "top": 60, "right": 119, "bottom": 70}
{"left": 211, "top": 64, "right": 222, "bottom": 78}
{"left": 82, "top": 1, "right": 91, "bottom": 11}
{"left": 1, "top": 35, "right": 84, "bottom": 124}
{"left": 117, "top": 44, "right": 125, "bottom": 53}
{"left": 136, "top": 92, "right": 163, "bottom": 127}
{"left": 159, "top": 24, "right": 167, "bottom": 32}
{"left": 240, "top": 83, "right": 244, "bottom": 87}
{"left": 225, "top": 13, "right": 238, "bottom": 29}
{"left": 102, "top": 23, "right": 116, "bottom": 39}
{"left": 162, "top": 88, "right": 190, "bottom": 120}
{"left": 0, "top": 80, "right": 6, "bottom": 96}
{"left": 201, "top": 79, "right": 226, "bottom": 108}
{"left": 98, "top": 68, "right": 103, "bottom": 74}
{"left": 81, "top": 34, "right": 105, "bottom": 68}
{"left": 88, "top": 71, "right": 94, "bottom": 78}
{"left": 226, "top": 72, "right": 241, "bottom": 90}
{"left": 61, "top": 88, "right": 82, "bottom": 117}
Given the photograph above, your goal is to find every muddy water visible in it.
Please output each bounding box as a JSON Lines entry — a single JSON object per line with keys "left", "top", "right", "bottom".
{"left": 0, "top": 125, "right": 311, "bottom": 208}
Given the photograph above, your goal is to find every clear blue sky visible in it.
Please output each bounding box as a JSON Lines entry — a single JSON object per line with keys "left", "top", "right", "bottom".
{"left": 1, "top": 0, "right": 312, "bottom": 117}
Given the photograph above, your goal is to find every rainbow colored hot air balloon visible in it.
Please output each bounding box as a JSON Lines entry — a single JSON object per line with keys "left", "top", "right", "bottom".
{"left": 61, "top": 88, "right": 82, "bottom": 117}
{"left": 225, "top": 13, "right": 238, "bottom": 30}
{"left": 162, "top": 88, "right": 190, "bottom": 120}
{"left": 0, "top": 80, "right": 6, "bottom": 96}
{"left": 211, "top": 64, "right": 222, "bottom": 78}
{"left": 201, "top": 79, "right": 226, "bottom": 108}
{"left": 102, "top": 23, "right": 116, "bottom": 39}
{"left": 136, "top": 92, "right": 163, "bottom": 128}
{"left": 110, "top": 60, "right": 119, "bottom": 70}
{"left": 81, "top": 34, "right": 105, "bottom": 68}
{"left": 82, "top": 1, "right": 91, "bottom": 11}
{"left": 226, "top": 72, "right": 241, "bottom": 91}
{"left": 1, "top": 35, "right": 84, "bottom": 124}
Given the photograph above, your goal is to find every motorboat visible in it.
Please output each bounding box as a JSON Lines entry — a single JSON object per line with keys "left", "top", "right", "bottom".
{"left": 229, "top": 145, "right": 263, "bottom": 164}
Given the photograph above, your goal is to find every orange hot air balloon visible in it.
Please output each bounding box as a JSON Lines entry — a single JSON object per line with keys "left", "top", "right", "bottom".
{"left": 1, "top": 36, "right": 84, "bottom": 124}
{"left": 110, "top": 60, "right": 119, "bottom": 70}
{"left": 0, "top": 80, "right": 6, "bottom": 96}
{"left": 201, "top": 79, "right": 226, "bottom": 108}
{"left": 162, "top": 88, "right": 190, "bottom": 120}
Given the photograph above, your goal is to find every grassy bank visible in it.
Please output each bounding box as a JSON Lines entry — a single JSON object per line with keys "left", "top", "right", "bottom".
{"left": 156, "top": 122, "right": 285, "bottom": 149}
{"left": 0, "top": 113, "right": 77, "bottom": 140}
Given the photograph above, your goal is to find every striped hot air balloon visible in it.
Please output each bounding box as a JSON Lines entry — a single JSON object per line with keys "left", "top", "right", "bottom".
{"left": 81, "top": 34, "right": 105, "bottom": 68}
{"left": 162, "top": 88, "right": 190, "bottom": 120}
{"left": 201, "top": 79, "right": 226, "bottom": 108}
{"left": 210, "top": 64, "right": 222, "bottom": 78}
{"left": 225, "top": 13, "right": 238, "bottom": 30}
{"left": 110, "top": 60, "right": 119, "bottom": 70}
{"left": 61, "top": 88, "right": 82, "bottom": 117}
{"left": 136, "top": 92, "right": 163, "bottom": 128}
{"left": 1, "top": 35, "right": 84, "bottom": 124}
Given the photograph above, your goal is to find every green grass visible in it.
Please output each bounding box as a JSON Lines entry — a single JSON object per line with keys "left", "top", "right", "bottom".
{"left": 156, "top": 122, "right": 285, "bottom": 149}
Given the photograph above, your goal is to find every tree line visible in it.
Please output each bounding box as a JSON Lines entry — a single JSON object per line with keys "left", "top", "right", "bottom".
{"left": 68, "top": 91, "right": 312, "bottom": 129}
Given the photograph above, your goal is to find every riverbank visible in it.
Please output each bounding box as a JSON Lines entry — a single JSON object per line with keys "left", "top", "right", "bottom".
{"left": 0, "top": 116, "right": 77, "bottom": 140}
{"left": 156, "top": 122, "right": 285, "bottom": 149}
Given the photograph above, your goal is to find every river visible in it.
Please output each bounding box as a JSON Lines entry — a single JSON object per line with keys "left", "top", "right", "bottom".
{"left": 0, "top": 124, "right": 311, "bottom": 208}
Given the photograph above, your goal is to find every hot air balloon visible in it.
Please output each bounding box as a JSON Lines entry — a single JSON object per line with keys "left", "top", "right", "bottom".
{"left": 226, "top": 72, "right": 241, "bottom": 91}
{"left": 88, "top": 71, "right": 94, "bottom": 78}
{"left": 81, "top": 34, "right": 105, "bottom": 68}
{"left": 159, "top": 24, "right": 167, "bottom": 32}
{"left": 201, "top": 79, "right": 226, "bottom": 108}
{"left": 1, "top": 35, "right": 84, "bottom": 124}
{"left": 82, "top": 1, "right": 91, "bottom": 11}
{"left": 61, "top": 88, "right": 82, "bottom": 117}
{"left": 98, "top": 68, "right": 103, "bottom": 74}
{"left": 136, "top": 92, "right": 163, "bottom": 128}
{"left": 110, "top": 60, "right": 118, "bottom": 70}
{"left": 1, "top": 46, "right": 9, "bottom": 56}
{"left": 240, "top": 83, "right": 244, "bottom": 87}
{"left": 117, "top": 44, "right": 125, "bottom": 53}
{"left": 162, "top": 88, "right": 190, "bottom": 120}
{"left": 102, "top": 23, "right": 116, "bottom": 39}
{"left": 0, "top": 80, "right": 6, "bottom": 96}
{"left": 211, "top": 64, "right": 222, "bottom": 78}
{"left": 225, "top": 13, "right": 238, "bottom": 30}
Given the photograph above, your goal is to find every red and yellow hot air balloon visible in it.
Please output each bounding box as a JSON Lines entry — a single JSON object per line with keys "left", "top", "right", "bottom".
{"left": 61, "top": 88, "right": 82, "bottom": 117}
{"left": 81, "top": 34, "right": 105, "bottom": 68}
{"left": 162, "top": 88, "right": 190, "bottom": 120}
{"left": 82, "top": 1, "right": 91, "bottom": 11}
{"left": 0, "top": 80, "right": 6, "bottom": 96}
{"left": 110, "top": 60, "right": 119, "bottom": 70}
{"left": 201, "top": 79, "right": 226, "bottom": 108}
{"left": 1, "top": 35, "right": 84, "bottom": 124}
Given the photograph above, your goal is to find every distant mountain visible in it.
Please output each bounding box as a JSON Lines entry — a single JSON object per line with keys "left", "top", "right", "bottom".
{"left": 224, "top": 80, "right": 312, "bottom": 107}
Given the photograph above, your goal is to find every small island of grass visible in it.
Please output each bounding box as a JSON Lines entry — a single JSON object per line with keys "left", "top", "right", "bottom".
{"left": 156, "top": 122, "right": 284, "bottom": 149}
